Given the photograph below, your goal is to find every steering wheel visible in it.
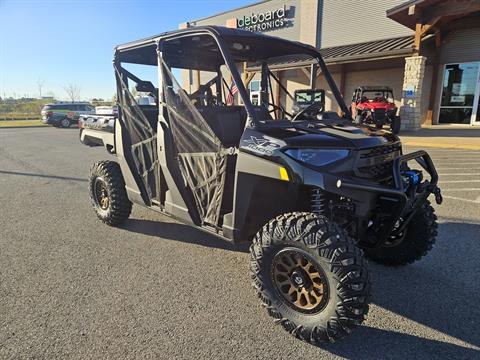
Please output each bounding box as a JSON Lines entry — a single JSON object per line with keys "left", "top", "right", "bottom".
{"left": 292, "top": 102, "right": 324, "bottom": 121}
{"left": 268, "top": 103, "right": 292, "bottom": 119}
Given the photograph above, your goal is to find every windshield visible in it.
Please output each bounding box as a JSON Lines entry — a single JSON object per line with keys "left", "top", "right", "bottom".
{"left": 361, "top": 90, "right": 394, "bottom": 103}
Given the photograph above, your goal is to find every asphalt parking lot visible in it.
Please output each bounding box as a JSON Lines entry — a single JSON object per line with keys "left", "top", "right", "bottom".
{"left": 1, "top": 127, "right": 479, "bottom": 359}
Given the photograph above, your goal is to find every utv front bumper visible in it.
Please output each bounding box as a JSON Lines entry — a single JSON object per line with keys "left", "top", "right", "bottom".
{"left": 308, "top": 150, "right": 442, "bottom": 247}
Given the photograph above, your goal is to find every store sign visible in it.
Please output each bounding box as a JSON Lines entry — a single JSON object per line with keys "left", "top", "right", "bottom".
{"left": 226, "top": 5, "right": 289, "bottom": 33}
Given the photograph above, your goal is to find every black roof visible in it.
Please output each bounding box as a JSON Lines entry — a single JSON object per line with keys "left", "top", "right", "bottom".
{"left": 114, "top": 26, "right": 320, "bottom": 69}
{"left": 116, "top": 25, "right": 317, "bottom": 54}
{"left": 356, "top": 86, "right": 393, "bottom": 91}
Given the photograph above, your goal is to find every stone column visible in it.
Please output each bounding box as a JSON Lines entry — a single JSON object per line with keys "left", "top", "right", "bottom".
{"left": 399, "top": 56, "right": 426, "bottom": 131}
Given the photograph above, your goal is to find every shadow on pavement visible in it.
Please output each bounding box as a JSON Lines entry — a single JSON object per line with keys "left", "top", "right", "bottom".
{"left": 367, "top": 221, "right": 480, "bottom": 349}
{"left": 123, "top": 217, "right": 480, "bottom": 355}
{"left": 121, "top": 218, "right": 250, "bottom": 253}
{"left": 0, "top": 170, "right": 88, "bottom": 183}
{"left": 324, "top": 326, "right": 479, "bottom": 359}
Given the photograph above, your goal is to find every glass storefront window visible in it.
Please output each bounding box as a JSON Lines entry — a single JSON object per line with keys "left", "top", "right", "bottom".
{"left": 477, "top": 100, "right": 480, "bottom": 123}
{"left": 439, "top": 108, "right": 473, "bottom": 124}
{"left": 439, "top": 62, "right": 480, "bottom": 124}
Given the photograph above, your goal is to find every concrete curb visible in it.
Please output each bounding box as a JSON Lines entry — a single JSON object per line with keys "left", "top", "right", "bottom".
{"left": 402, "top": 140, "right": 480, "bottom": 151}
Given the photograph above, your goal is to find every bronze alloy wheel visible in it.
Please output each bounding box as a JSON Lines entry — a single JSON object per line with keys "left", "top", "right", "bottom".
{"left": 272, "top": 248, "right": 329, "bottom": 314}
{"left": 94, "top": 177, "right": 110, "bottom": 210}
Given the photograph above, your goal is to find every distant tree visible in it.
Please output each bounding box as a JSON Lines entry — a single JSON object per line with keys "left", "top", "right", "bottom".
{"left": 37, "top": 79, "right": 45, "bottom": 98}
{"left": 63, "top": 83, "right": 81, "bottom": 102}
{"left": 112, "top": 93, "right": 118, "bottom": 103}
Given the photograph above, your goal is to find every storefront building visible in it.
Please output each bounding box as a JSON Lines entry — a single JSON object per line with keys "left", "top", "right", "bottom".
{"left": 182, "top": 0, "right": 480, "bottom": 130}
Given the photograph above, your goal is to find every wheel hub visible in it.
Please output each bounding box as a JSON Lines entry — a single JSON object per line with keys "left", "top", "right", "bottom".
{"left": 94, "top": 178, "right": 110, "bottom": 210}
{"left": 290, "top": 269, "right": 310, "bottom": 289}
{"left": 272, "top": 249, "right": 329, "bottom": 314}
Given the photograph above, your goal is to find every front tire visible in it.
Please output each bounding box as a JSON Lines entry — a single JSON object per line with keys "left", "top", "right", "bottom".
{"left": 89, "top": 161, "right": 132, "bottom": 226}
{"left": 250, "top": 213, "right": 370, "bottom": 344}
{"left": 60, "top": 117, "right": 71, "bottom": 128}
{"left": 364, "top": 200, "right": 437, "bottom": 266}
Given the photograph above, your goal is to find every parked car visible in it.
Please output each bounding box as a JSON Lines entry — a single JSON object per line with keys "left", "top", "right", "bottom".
{"left": 41, "top": 102, "right": 95, "bottom": 128}
{"left": 94, "top": 105, "right": 119, "bottom": 115}
{"left": 351, "top": 86, "right": 401, "bottom": 134}
{"left": 79, "top": 26, "right": 443, "bottom": 345}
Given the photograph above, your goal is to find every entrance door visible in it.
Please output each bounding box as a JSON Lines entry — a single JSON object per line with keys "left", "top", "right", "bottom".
{"left": 439, "top": 62, "right": 480, "bottom": 125}
{"left": 473, "top": 65, "right": 480, "bottom": 125}
{"left": 249, "top": 80, "right": 261, "bottom": 106}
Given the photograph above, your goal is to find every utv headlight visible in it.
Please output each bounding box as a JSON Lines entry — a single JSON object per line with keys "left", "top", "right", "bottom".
{"left": 284, "top": 148, "right": 349, "bottom": 167}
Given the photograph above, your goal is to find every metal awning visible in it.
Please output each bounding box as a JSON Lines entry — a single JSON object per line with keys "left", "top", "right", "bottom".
{"left": 321, "top": 35, "right": 414, "bottom": 64}
{"left": 247, "top": 35, "right": 415, "bottom": 72}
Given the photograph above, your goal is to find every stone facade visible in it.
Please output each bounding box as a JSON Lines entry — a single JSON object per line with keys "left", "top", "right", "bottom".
{"left": 399, "top": 56, "right": 426, "bottom": 131}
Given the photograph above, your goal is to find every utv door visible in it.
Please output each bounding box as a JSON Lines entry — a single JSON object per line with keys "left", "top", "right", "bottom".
{"left": 156, "top": 43, "right": 228, "bottom": 228}
{"left": 113, "top": 61, "right": 161, "bottom": 207}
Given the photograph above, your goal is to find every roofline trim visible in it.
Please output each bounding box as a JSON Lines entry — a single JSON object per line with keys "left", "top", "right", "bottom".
{"left": 386, "top": 0, "right": 424, "bottom": 17}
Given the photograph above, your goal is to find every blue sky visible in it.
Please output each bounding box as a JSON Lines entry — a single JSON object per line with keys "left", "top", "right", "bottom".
{"left": 0, "top": 0, "right": 254, "bottom": 100}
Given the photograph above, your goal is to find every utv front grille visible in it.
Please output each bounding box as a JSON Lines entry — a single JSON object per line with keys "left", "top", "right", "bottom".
{"left": 372, "top": 109, "right": 386, "bottom": 120}
{"left": 356, "top": 143, "right": 401, "bottom": 180}
{"left": 357, "top": 162, "right": 393, "bottom": 179}
{"left": 359, "top": 143, "right": 401, "bottom": 159}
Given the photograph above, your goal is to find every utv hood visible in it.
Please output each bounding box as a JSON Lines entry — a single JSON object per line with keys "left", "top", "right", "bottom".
{"left": 260, "top": 121, "right": 399, "bottom": 150}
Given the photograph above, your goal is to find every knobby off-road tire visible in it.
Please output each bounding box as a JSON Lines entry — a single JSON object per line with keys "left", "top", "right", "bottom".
{"left": 89, "top": 161, "right": 132, "bottom": 226}
{"left": 250, "top": 212, "right": 370, "bottom": 344}
{"left": 364, "top": 200, "right": 438, "bottom": 266}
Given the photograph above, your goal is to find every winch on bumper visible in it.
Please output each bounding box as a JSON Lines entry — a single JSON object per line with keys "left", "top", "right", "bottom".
{"left": 302, "top": 150, "right": 442, "bottom": 248}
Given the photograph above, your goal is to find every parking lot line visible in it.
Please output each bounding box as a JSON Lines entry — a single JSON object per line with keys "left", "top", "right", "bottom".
{"left": 443, "top": 195, "right": 480, "bottom": 204}
{"left": 437, "top": 173, "right": 480, "bottom": 176}
{"left": 439, "top": 180, "right": 480, "bottom": 183}
{"left": 431, "top": 162, "right": 480, "bottom": 165}
{"left": 402, "top": 141, "right": 480, "bottom": 151}
{"left": 441, "top": 188, "right": 480, "bottom": 191}
{"left": 435, "top": 167, "right": 480, "bottom": 170}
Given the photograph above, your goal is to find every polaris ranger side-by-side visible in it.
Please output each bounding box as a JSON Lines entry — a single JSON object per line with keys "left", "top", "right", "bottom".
{"left": 80, "top": 26, "right": 442, "bottom": 344}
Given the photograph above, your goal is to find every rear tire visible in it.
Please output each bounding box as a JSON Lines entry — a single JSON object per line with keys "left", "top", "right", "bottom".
{"left": 60, "top": 117, "right": 71, "bottom": 128}
{"left": 364, "top": 200, "right": 437, "bottom": 266}
{"left": 89, "top": 161, "right": 132, "bottom": 226}
{"left": 390, "top": 116, "right": 401, "bottom": 134}
{"left": 250, "top": 212, "right": 370, "bottom": 344}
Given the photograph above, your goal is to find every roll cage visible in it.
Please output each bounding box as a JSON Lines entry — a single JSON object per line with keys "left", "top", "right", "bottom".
{"left": 113, "top": 26, "right": 351, "bottom": 127}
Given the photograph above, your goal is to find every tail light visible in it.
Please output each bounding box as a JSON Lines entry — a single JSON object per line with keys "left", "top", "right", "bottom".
{"left": 46, "top": 111, "right": 53, "bottom": 116}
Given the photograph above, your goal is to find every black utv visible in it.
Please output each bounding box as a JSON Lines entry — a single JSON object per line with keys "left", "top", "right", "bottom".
{"left": 81, "top": 26, "right": 442, "bottom": 345}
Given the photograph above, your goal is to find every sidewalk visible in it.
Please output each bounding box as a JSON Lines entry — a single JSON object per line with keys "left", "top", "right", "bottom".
{"left": 400, "top": 125, "right": 480, "bottom": 150}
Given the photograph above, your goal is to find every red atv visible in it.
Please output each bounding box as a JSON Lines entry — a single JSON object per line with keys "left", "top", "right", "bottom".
{"left": 351, "top": 86, "right": 401, "bottom": 134}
